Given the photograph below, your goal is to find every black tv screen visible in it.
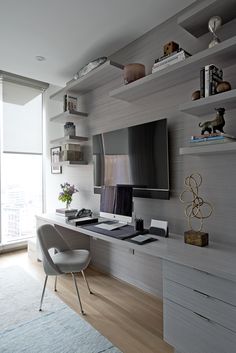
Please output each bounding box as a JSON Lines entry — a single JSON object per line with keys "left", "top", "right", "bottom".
{"left": 92, "top": 118, "right": 169, "bottom": 199}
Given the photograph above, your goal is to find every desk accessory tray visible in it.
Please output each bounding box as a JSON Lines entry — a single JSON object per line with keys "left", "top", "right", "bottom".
{"left": 149, "top": 227, "right": 169, "bottom": 237}
{"left": 127, "top": 235, "right": 158, "bottom": 245}
{"left": 81, "top": 223, "right": 138, "bottom": 240}
{"left": 149, "top": 219, "right": 169, "bottom": 237}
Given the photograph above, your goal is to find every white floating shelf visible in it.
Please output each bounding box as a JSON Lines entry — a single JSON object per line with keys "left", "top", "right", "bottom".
{"left": 179, "top": 89, "right": 236, "bottom": 117}
{"left": 177, "top": 0, "right": 236, "bottom": 38}
{"left": 50, "top": 110, "right": 88, "bottom": 124}
{"left": 109, "top": 36, "right": 236, "bottom": 102}
{"left": 50, "top": 60, "right": 123, "bottom": 101}
{"left": 50, "top": 135, "right": 88, "bottom": 145}
{"left": 57, "top": 161, "right": 88, "bottom": 166}
{"left": 180, "top": 141, "right": 236, "bottom": 155}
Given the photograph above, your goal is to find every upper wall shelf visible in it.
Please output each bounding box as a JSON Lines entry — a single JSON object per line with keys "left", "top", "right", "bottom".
{"left": 180, "top": 141, "right": 236, "bottom": 155}
{"left": 109, "top": 36, "right": 236, "bottom": 103}
{"left": 50, "top": 135, "right": 88, "bottom": 145}
{"left": 50, "top": 110, "right": 88, "bottom": 124}
{"left": 177, "top": 0, "right": 236, "bottom": 38}
{"left": 179, "top": 89, "right": 236, "bottom": 117}
{"left": 50, "top": 60, "right": 124, "bottom": 101}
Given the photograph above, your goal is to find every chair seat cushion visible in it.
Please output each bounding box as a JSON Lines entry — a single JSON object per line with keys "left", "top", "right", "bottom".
{"left": 52, "top": 249, "right": 91, "bottom": 273}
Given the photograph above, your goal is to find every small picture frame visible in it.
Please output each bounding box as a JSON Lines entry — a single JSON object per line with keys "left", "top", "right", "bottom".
{"left": 51, "top": 146, "right": 62, "bottom": 174}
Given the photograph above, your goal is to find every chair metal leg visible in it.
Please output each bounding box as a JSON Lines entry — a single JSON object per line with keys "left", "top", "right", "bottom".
{"left": 71, "top": 273, "right": 85, "bottom": 315}
{"left": 81, "top": 270, "right": 93, "bottom": 294}
{"left": 54, "top": 276, "right": 57, "bottom": 292}
{"left": 39, "top": 275, "right": 48, "bottom": 311}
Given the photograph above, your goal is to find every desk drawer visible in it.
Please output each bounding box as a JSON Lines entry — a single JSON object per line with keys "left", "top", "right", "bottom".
{"left": 164, "top": 299, "right": 236, "bottom": 353}
{"left": 164, "top": 279, "right": 236, "bottom": 332}
{"left": 163, "top": 260, "right": 236, "bottom": 306}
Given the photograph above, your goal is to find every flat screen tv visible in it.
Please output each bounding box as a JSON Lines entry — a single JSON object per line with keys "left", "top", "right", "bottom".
{"left": 92, "top": 118, "right": 169, "bottom": 199}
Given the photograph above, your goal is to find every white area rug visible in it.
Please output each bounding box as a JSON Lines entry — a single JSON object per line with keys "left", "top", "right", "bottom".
{"left": 0, "top": 266, "right": 122, "bottom": 353}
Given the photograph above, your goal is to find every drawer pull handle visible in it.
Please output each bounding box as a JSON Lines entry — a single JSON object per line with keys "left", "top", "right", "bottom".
{"left": 193, "top": 289, "right": 210, "bottom": 298}
{"left": 194, "top": 312, "right": 211, "bottom": 322}
{"left": 194, "top": 268, "right": 218, "bottom": 278}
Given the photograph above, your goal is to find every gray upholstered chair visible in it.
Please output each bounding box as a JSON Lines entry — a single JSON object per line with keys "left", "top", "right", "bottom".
{"left": 37, "top": 224, "right": 92, "bottom": 315}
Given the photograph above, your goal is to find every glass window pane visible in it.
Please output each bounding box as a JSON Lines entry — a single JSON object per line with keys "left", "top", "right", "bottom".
{"left": 1, "top": 153, "right": 42, "bottom": 243}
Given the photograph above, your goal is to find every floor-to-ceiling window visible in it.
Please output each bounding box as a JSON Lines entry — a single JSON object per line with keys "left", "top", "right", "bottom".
{"left": 0, "top": 73, "right": 48, "bottom": 246}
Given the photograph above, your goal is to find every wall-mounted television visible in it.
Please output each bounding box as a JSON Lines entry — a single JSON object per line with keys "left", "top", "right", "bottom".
{"left": 92, "top": 118, "right": 169, "bottom": 199}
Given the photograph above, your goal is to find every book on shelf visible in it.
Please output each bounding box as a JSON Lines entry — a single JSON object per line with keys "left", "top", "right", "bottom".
{"left": 62, "top": 143, "right": 81, "bottom": 151}
{"left": 63, "top": 95, "right": 77, "bottom": 112}
{"left": 189, "top": 138, "right": 234, "bottom": 146}
{"left": 152, "top": 49, "right": 191, "bottom": 73}
{"left": 191, "top": 133, "right": 236, "bottom": 141}
{"left": 59, "top": 150, "right": 83, "bottom": 162}
{"left": 200, "top": 67, "right": 205, "bottom": 98}
{"left": 154, "top": 48, "right": 191, "bottom": 64}
{"left": 200, "top": 64, "right": 223, "bottom": 98}
{"left": 190, "top": 134, "right": 236, "bottom": 145}
{"left": 56, "top": 208, "right": 78, "bottom": 216}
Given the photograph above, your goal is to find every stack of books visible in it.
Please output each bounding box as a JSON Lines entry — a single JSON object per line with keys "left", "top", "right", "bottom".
{"left": 152, "top": 49, "right": 191, "bottom": 73}
{"left": 63, "top": 94, "right": 77, "bottom": 112}
{"left": 190, "top": 133, "right": 236, "bottom": 146}
{"left": 59, "top": 143, "right": 83, "bottom": 162}
{"left": 56, "top": 208, "right": 78, "bottom": 219}
{"left": 200, "top": 64, "right": 223, "bottom": 98}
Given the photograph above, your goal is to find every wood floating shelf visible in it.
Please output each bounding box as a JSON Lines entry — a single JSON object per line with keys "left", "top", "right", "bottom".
{"left": 50, "top": 135, "right": 88, "bottom": 145}
{"left": 177, "top": 0, "right": 236, "bottom": 38}
{"left": 109, "top": 36, "right": 236, "bottom": 102}
{"left": 179, "top": 89, "right": 236, "bottom": 117}
{"left": 50, "top": 110, "right": 88, "bottom": 124}
{"left": 179, "top": 141, "right": 236, "bottom": 155}
{"left": 50, "top": 60, "right": 124, "bottom": 101}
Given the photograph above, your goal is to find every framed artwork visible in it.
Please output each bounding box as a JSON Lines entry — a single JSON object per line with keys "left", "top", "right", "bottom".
{"left": 51, "top": 146, "right": 62, "bottom": 174}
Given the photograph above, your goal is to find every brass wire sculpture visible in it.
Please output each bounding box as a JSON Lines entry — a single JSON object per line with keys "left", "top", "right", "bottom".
{"left": 179, "top": 173, "right": 213, "bottom": 232}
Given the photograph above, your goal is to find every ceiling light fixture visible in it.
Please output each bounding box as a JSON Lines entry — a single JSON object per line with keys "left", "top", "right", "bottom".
{"left": 35, "top": 55, "right": 46, "bottom": 61}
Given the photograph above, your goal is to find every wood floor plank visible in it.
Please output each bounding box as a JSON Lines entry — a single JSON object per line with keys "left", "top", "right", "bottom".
{"left": 0, "top": 250, "right": 173, "bottom": 353}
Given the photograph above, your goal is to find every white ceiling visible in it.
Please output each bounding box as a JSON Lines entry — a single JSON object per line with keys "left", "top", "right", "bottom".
{"left": 0, "top": 0, "right": 195, "bottom": 86}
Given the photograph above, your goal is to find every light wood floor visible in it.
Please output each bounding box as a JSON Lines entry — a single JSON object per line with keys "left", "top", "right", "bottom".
{"left": 0, "top": 250, "right": 173, "bottom": 353}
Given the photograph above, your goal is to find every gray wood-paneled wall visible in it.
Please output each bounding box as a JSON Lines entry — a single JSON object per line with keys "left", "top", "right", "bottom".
{"left": 77, "top": 6, "right": 236, "bottom": 245}
{"left": 47, "top": 2, "right": 236, "bottom": 296}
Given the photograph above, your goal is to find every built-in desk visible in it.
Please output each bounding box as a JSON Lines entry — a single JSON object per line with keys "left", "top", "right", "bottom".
{"left": 35, "top": 214, "right": 236, "bottom": 353}
{"left": 36, "top": 213, "right": 236, "bottom": 282}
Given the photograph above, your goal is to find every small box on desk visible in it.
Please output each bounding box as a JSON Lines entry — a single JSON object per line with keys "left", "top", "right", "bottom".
{"left": 184, "top": 230, "right": 209, "bottom": 247}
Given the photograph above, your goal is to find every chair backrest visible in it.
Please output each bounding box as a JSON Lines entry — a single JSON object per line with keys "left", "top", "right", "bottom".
{"left": 37, "top": 224, "right": 71, "bottom": 275}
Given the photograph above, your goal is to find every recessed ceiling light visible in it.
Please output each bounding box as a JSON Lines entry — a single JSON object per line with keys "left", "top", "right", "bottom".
{"left": 35, "top": 55, "right": 46, "bottom": 61}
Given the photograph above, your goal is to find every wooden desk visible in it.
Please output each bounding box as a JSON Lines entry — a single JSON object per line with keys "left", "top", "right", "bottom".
{"left": 36, "top": 214, "right": 236, "bottom": 353}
